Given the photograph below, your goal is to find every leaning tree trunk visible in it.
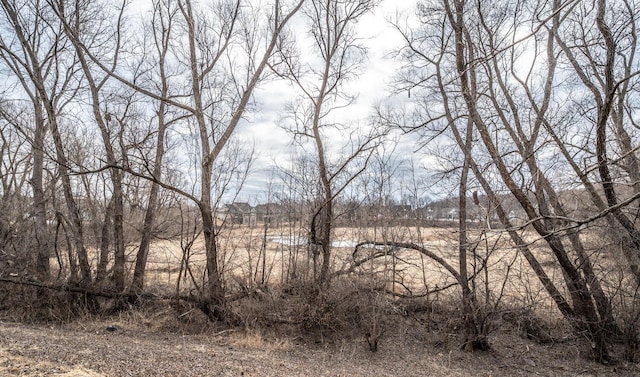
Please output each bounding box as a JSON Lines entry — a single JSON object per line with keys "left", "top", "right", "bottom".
{"left": 47, "top": 110, "right": 92, "bottom": 284}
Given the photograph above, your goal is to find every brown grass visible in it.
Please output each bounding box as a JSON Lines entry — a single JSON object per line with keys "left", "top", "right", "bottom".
{"left": 0, "top": 347, "right": 103, "bottom": 377}
{"left": 1, "top": 305, "right": 637, "bottom": 376}
{"left": 131, "top": 225, "right": 563, "bottom": 316}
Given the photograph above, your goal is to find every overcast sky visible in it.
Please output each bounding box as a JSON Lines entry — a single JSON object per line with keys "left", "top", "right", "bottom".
{"left": 234, "top": 0, "right": 423, "bottom": 203}
{"left": 126, "top": 0, "right": 425, "bottom": 204}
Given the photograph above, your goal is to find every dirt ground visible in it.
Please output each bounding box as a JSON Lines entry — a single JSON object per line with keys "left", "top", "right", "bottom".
{"left": 0, "top": 317, "right": 638, "bottom": 377}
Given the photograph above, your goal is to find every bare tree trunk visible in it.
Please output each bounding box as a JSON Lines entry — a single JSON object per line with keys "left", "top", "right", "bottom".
{"left": 31, "top": 102, "right": 50, "bottom": 281}
{"left": 177, "top": 0, "right": 227, "bottom": 316}
{"left": 48, "top": 111, "right": 92, "bottom": 284}
{"left": 130, "top": 0, "right": 172, "bottom": 295}
{"left": 458, "top": 117, "right": 487, "bottom": 350}
{"left": 593, "top": 0, "right": 640, "bottom": 286}
{"left": 130, "top": 157, "right": 163, "bottom": 294}
{"left": 443, "top": 1, "right": 487, "bottom": 349}
{"left": 96, "top": 198, "right": 113, "bottom": 284}
{"left": 312, "top": 105, "right": 333, "bottom": 285}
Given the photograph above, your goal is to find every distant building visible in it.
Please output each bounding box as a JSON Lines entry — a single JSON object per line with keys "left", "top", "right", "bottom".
{"left": 390, "top": 204, "right": 412, "bottom": 219}
{"left": 254, "top": 203, "right": 287, "bottom": 226}
{"left": 217, "top": 202, "right": 256, "bottom": 226}
{"left": 416, "top": 206, "right": 434, "bottom": 220}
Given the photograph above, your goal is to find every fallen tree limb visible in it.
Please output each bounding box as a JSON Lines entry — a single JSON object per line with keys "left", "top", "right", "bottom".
{"left": 0, "top": 276, "right": 173, "bottom": 300}
{"left": 354, "top": 241, "right": 462, "bottom": 285}
{"left": 0, "top": 276, "right": 251, "bottom": 305}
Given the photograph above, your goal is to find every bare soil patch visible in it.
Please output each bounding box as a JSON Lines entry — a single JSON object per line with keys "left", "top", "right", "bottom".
{"left": 0, "top": 317, "right": 637, "bottom": 377}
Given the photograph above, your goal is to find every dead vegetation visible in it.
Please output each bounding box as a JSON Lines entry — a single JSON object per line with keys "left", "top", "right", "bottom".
{"left": 1, "top": 292, "right": 638, "bottom": 377}
{"left": 2, "top": 224, "right": 640, "bottom": 375}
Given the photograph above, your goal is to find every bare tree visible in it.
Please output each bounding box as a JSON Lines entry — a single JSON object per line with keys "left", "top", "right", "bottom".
{"left": 0, "top": 0, "right": 91, "bottom": 283}
{"left": 552, "top": 0, "right": 640, "bottom": 284}
{"left": 130, "top": 0, "right": 182, "bottom": 295}
{"left": 42, "top": 0, "right": 305, "bottom": 316}
{"left": 174, "top": 0, "right": 304, "bottom": 319}
{"left": 50, "top": 0, "right": 133, "bottom": 291}
{"left": 0, "top": 104, "right": 35, "bottom": 274}
{"left": 274, "top": 0, "right": 382, "bottom": 286}
{"left": 387, "top": 0, "right": 640, "bottom": 361}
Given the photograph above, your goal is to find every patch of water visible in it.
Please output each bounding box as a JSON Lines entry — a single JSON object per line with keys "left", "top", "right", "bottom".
{"left": 268, "top": 235, "right": 308, "bottom": 246}
{"left": 331, "top": 240, "right": 359, "bottom": 248}
{"left": 268, "top": 236, "right": 371, "bottom": 249}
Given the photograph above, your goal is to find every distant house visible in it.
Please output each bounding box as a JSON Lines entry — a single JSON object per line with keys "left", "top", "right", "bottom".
{"left": 416, "top": 206, "right": 434, "bottom": 220}
{"left": 217, "top": 202, "right": 256, "bottom": 226}
{"left": 254, "top": 202, "right": 286, "bottom": 226}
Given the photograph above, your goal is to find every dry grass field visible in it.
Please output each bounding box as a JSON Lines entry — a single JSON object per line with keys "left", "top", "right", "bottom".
{"left": 138, "top": 224, "right": 567, "bottom": 315}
